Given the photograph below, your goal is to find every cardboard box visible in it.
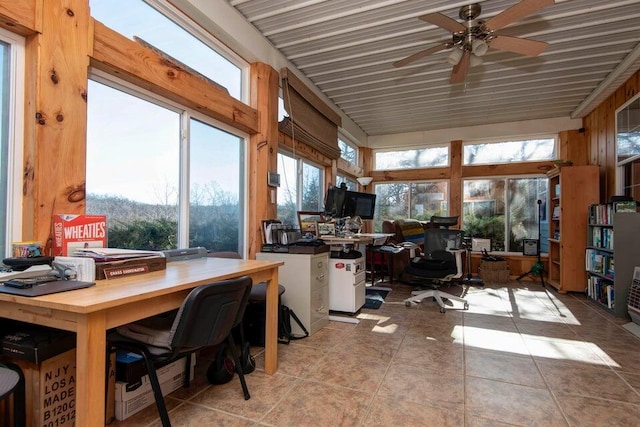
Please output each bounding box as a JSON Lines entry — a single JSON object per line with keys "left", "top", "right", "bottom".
{"left": 53, "top": 214, "right": 107, "bottom": 256}
{"left": 6, "top": 349, "right": 116, "bottom": 426}
{"left": 115, "top": 354, "right": 195, "bottom": 421}
{"left": 479, "top": 268, "right": 510, "bottom": 283}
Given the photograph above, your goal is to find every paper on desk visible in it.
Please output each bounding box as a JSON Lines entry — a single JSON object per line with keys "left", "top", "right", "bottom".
{"left": 0, "top": 264, "right": 53, "bottom": 282}
{"left": 73, "top": 248, "right": 164, "bottom": 260}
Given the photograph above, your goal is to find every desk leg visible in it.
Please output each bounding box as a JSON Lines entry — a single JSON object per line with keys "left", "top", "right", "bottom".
{"left": 263, "top": 267, "right": 279, "bottom": 374}
{"left": 76, "top": 313, "right": 107, "bottom": 427}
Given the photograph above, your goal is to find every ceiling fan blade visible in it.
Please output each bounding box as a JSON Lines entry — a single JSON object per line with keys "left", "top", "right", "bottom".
{"left": 450, "top": 50, "right": 470, "bottom": 84}
{"left": 490, "top": 35, "right": 548, "bottom": 56}
{"left": 420, "top": 12, "right": 466, "bottom": 33}
{"left": 484, "top": 0, "right": 555, "bottom": 31}
{"left": 393, "top": 43, "right": 449, "bottom": 68}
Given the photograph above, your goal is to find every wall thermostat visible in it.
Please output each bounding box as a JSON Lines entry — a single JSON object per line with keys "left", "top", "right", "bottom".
{"left": 267, "top": 172, "right": 280, "bottom": 187}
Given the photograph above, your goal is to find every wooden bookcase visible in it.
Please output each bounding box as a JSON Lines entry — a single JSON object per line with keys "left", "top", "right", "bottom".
{"left": 546, "top": 165, "right": 599, "bottom": 293}
{"left": 586, "top": 207, "right": 640, "bottom": 317}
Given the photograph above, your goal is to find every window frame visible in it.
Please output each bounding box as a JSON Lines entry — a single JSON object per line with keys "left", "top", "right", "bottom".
{"left": 373, "top": 179, "right": 450, "bottom": 224}
{"left": 462, "top": 174, "right": 549, "bottom": 254}
{"left": 462, "top": 136, "right": 557, "bottom": 166}
{"left": 373, "top": 144, "right": 450, "bottom": 170}
{"left": 88, "top": 69, "right": 249, "bottom": 254}
{"left": 277, "top": 150, "right": 325, "bottom": 219}
{"left": 90, "top": 0, "right": 250, "bottom": 104}
{"left": 0, "top": 27, "right": 25, "bottom": 257}
{"left": 338, "top": 134, "right": 358, "bottom": 165}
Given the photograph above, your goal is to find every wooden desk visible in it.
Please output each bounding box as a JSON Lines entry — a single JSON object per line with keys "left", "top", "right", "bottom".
{"left": 0, "top": 257, "right": 282, "bottom": 426}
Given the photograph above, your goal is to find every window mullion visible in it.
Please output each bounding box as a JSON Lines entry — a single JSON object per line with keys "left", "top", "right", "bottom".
{"left": 178, "top": 113, "right": 190, "bottom": 248}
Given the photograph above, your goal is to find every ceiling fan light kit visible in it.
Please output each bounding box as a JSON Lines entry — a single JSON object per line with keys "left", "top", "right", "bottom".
{"left": 394, "top": 0, "right": 555, "bottom": 82}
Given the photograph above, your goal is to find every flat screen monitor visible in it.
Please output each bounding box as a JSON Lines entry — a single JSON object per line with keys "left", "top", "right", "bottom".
{"left": 344, "top": 191, "right": 377, "bottom": 220}
{"left": 324, "top": 186, "right": 347, "bottom": 218}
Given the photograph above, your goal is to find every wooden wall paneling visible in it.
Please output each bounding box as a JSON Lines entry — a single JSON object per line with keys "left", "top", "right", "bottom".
{"left": 558, "top": 130, "right": 588, "bottom": 166}
{"left": 30, "top": 0, "right": 90, "bottom": 254}
{"left": 584, "top": 69, "right": 640, "bottom": 202}
{"left": 248, "top": 62, "right": 279, "bottom": 258}
{"left": 91, "top": 21, "right": 259, "bottom": 135}
{"left": 0, "top": 0, "right": 39, "bottom": 35}
{"left": 21, "top": 32, "right": 39, "bottom": 240}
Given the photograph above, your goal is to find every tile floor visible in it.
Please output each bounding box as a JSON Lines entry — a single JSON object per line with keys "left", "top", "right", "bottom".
{"left": 112, "top": 279, "right": 640, "bottom": 426}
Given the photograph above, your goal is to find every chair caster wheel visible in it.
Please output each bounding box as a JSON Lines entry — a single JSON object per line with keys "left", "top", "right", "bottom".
{"left": 405, "top": 300, "right": 412, "bottom": 307}
{"left": 440, "top": 307, "right": 446, "bottom": 313}
{"left": 464, "top": 303, "right": 469, "bottom": 310}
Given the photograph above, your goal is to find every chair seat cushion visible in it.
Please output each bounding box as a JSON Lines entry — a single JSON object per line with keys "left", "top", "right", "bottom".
{"left": 407, "top": 250, "right": 457, "bottom": 278}
{"left": 116, "top": 323, "right": 173, "bottom": 354}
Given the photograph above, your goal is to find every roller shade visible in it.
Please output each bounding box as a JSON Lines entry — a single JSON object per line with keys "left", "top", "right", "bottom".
{"left": 281, "top": 68, "right": 342, "bottom": 160}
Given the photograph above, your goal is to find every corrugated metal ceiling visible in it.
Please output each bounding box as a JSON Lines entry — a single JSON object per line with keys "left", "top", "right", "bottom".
{"left": 227, "top": 0, "right": 640, "bottom": 137}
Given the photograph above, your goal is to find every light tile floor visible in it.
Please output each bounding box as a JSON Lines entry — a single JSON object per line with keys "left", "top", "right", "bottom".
{"left": 112, "top": 279, "right": 640, "bottom": 426}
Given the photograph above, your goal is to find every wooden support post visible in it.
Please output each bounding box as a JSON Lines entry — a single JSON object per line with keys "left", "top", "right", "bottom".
{"left": 25, "top": 0, "right": 90, "bottom": 253}
{"left": 249, "top": 62, "right": 279, "bottom": 258}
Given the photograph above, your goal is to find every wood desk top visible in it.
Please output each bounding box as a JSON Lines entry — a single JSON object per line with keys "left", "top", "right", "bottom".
{"left": 0, "top": 257, "right": 283, "bottom": 314}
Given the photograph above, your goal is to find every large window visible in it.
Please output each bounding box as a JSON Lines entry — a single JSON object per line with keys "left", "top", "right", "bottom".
{"left": 0, "top": 29, "right": 24, "bottom": 257}
{"left": 464, "top": 138, "right": 555, "bottom": 165}
{"left": 375, "top": 146, "right": 448, "bottom": 170}
{"left": 277, "top": 152, "right": 324, "bottom": 226}
{"left": 374, "top": 181, "right": 449, "bottom": 227}
{"left": 463, "top": 177, "right": 548, "bottom": 253}
{"left": 90, "top": 0, "right": 245, "bottom": 101}
{"left": 86, "top": 76, "right": 246, "bottom": 253}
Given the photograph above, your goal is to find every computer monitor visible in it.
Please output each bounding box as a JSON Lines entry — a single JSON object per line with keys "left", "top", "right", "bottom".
{"left": 324, "top": 186, "right": 347, "bottom": 218}
{"left": 343, "top": 191, "right": 377, "bottom": 220}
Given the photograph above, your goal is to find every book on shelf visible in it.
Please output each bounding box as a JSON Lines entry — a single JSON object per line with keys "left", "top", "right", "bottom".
{"left": 552, "top": 205, "right": 561, "bottom": 220}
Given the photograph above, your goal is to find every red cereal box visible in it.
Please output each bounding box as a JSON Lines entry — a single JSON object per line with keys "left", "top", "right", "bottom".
{"left": 53, "top": 214, "right": 108, "bottom": 256}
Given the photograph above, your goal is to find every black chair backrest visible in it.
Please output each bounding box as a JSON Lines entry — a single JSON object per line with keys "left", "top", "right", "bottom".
{"left": 168, "top": 276, "right": 252, "bottom": 349}
{"left": 424, "top": 229, "right": 464, "bottom": 254}
{"left": 429, "top": 215, "right": 459, "bottom": 228}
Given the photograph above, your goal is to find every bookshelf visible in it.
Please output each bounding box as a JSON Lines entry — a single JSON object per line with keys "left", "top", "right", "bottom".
{"left": 546, "top": 165, "right": 599, "bottom": 293}
{"left": 586, "top": 206, "right": 640, "bottom": 317}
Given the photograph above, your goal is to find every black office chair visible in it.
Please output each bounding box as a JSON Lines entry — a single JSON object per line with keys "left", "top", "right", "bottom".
{"left": 404, "top": 228, "right": 469, "bottom": 312}
{"left": 108, "top": 276, "right": 253, "bottom": 427}
{"left": 0, "top": 362, "right": 25, "bottom": 427}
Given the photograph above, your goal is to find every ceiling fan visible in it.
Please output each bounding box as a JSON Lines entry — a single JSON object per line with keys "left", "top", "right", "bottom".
{"left": 393, "top": 0, "right": 554, "bottom": 83}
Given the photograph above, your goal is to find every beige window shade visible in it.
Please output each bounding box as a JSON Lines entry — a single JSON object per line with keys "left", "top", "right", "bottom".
{"left": 281, "top": 68, "right": 342, "bottom": 160}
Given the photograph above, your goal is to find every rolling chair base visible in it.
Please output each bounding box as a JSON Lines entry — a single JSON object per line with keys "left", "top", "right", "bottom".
{"left": 404, "top": 289, "right": 469, "bottom": 313}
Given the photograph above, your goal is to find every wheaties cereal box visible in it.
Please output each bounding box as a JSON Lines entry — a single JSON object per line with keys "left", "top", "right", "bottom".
{"left": 53, "top": 214, "right": 107, "bottom": 256}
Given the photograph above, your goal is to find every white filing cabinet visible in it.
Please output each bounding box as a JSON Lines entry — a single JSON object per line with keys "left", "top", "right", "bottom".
{"left": 328, "top": 255, "right": 366, "bottom": 314}
{"left": 256, "top": 252, "right": 329, "bottom": 336}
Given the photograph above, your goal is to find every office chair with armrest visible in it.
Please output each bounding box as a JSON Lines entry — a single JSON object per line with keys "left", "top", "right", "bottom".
{"left": 108, "top": 276, "right": 253, "bottom": 427}
{"left": 404, "top": 228, "right": 469, "bottom": 313}
{"left": 429, "top": 215, "right": 459, "bottom": 228}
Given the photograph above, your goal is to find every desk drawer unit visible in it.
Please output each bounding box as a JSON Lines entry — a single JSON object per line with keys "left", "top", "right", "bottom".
{"left": 328, "top": 256, "right": 366, "bottom": 314}
{"left": 256, "top": 252, "right": 329, "bottom": 336}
